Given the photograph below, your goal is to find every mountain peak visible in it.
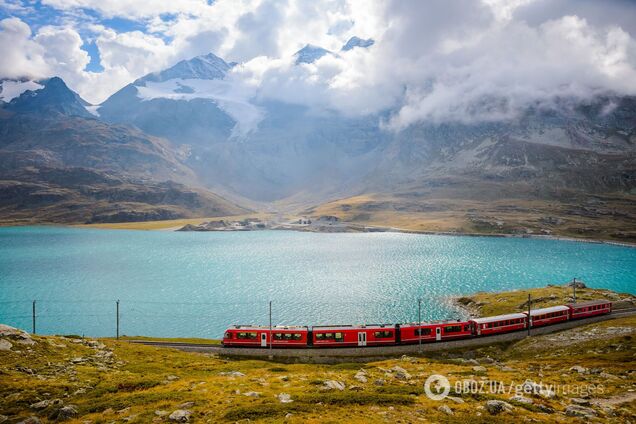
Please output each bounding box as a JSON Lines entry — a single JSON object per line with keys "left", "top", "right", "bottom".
{"left": 342, "top": 36, "right": 374, "bottom": 51}
{"left": 137, "top": 52, "right": 231, "bottom": 85}
{"left": 5, "top": 76, "right": 91, "bottom": 118}
{"left": 294, "top": 44, "right": 331, "bottom": 64}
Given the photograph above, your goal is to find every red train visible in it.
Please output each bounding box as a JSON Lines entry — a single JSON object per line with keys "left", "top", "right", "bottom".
{"left": 222, "top": 300, "right": 612, "bottom": 348}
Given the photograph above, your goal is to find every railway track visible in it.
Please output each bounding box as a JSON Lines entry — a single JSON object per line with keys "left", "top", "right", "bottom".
{"left": 127, "top": 307, "right": 636, "bottom": 362}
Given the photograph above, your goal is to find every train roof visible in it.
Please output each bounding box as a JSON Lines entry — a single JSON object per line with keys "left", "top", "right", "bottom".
{"left": 525, "top": 305, "right": 570, "bottom": 316}
{"left": 311, "top": 324, "right": 394, "bottom": 331}
{"left": 399, "top": 320, "right": 468, "bottom": 327}
{"left": 227, "top": 325, "right": 308, "bottom": 331}
{"left": 568, "top": 300, "right": 612, "bottom": 308}
{"left": 469, "top": 312, "right": 527, "bottom": 324}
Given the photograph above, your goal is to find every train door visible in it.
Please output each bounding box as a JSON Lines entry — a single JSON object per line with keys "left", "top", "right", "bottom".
{"left": 357, "top": 332, "right": 367, "bottom": 346}
{"left": 260, "top": 333, "right": 267, "bottom": 347}
{"left": 435, "top": 327, "right": 441, "bottom": 341}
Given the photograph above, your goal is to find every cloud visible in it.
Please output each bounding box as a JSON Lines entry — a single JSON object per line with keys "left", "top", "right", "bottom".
{"left": 1, "top": 0, "right": 636, "bottom": 123}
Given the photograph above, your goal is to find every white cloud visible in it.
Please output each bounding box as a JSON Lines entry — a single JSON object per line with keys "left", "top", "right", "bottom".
{"left": 1, "top": 0, "right": 636, "bottom": 123}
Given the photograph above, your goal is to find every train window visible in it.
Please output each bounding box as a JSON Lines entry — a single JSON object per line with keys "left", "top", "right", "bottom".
{"left": 444, "top": 325, "right": 461, "bottom": 333}
{"left": 237, "top": 332, "right": 257, "bottom": 339}
{"left": 335, "top": 332, "right": 344, "bottom": 342}
{"left": 416, "top": 328, "right": 432, "bottom": 336}
{"left": 284, "top": 333, "right": 293, "bottom": 340}
{"left": 293, "top": 333, "right": 302, "bottom": 340}
{"left": 274, "top": 333, "right": 283, "bottom": 340}
{"left": 316, "top": 333, "right": 324, "bottom": 340}
{"left": 374, "top": 331, "right": 393, "bottom": 338}
{"left": 325, "top": 333, "right": 334, "bottom": 339}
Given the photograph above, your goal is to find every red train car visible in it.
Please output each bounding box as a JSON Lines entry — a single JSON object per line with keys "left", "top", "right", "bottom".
{"left": 469, "top": 312, "right": 527, "bottom": 336}
{"left": 525, "top": 305, "right": 569, "bottom": 327}
{"left": 222, "top": 325, "right": 309, "bottom": 348}
{"left": 568, "top": 300, "right": 612, "bottom": 320}
{"left": 399, "top": 321, "right": 472, "bottom": 343}
{"left": 311, "top": 324, "right": 396, "bottom": 347}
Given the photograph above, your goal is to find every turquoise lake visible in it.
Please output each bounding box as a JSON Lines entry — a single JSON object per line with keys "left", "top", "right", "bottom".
{"left": 0, "top": 226, "right": 634, "bottom": 338}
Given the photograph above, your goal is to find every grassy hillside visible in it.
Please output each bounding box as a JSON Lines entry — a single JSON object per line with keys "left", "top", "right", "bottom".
{"left": 1, "top": 288, "right": 635, "bottom": 423}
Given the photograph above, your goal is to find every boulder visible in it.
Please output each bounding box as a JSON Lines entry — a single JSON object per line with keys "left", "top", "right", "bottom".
{"left": 323, "top": 380, "right": 345, "bottom": 391}
{"left": 155, "top": 410, "right": 168, "bottom": 417}
{"left": 243, "top": 391, "right": 260, "bottom": 398}
{"left": 354, "top": 371, "right": 368, "bottom": 383}
{"left": 168, "top": 409, "right": 192, "bottom": 422}
{"left": 565, "top": 405, "right": 597, "bottom": 418}
{"left": 569, "top": 366, "right": 588, "bottom": 374}
{"left": 54, "top": 405, "right": 78, "bottom": 421}
{"left": 485, "top": 400, "right": 514, "bottom": 415}
{"left": 438, "top": 405, "right": 453, "bottom": 415}
{"left": 218, "top": 371, "right": 245, "bottom": 377}
{"left": 510, "top": 395, "right": 533, "bottom": 405}
{"left": 472, "top": 366, "right": 487, "bottom": 373}
{"left": 277, "top": 393, "right": 293, "bottom": 403}
{"left": 570, "top": 398, "right": 590, "bottom": 406}
{"left": 391, "top": 366, "right": 412, "bottom": 380}
{"left": 0, "top": 339, "right": 12, "bottom": 351}
{"left": 447, "top": 396, "right": 464, "bottom": 404}
{"left": 17, "top": 417, "right": 41, "bottom": 424}
{"left": 0, "top": 415, "right": 7, "bottom": 423}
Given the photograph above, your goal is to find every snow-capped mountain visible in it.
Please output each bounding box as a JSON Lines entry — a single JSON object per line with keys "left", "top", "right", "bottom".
{"left": 341, "top": 36, "right": 374, "bottom": 51}
{"left": 3, "top": 77, "right": 92, "bottom": 118}
{"left": 294, "top": 44, "right": 333, "bottom": 64}
{"left": 0, "top": 79, "right": 44, "bottom": 103}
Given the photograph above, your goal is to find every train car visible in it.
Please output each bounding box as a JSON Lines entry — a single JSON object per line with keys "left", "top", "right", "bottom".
{"left": 311, "top": 324, "right": 396, "bottom": 347}
{"left": 469, "top": 312, "right": 527, "bottom": 336}
{"left": 567, "top": 300, "right": 612, "bottom": 320}
{"left": 525, "top": 305, "right": 570, "bottom": 327}
{"left": 399, "top": 321, "right": 472, "bottom": 343}
{"left": 222, "top": 325, "right": 309, "bottom": 348}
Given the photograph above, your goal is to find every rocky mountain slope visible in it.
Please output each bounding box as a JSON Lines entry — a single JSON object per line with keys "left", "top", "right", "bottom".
{"left": 0, "top": 77, "right": 247, "bottom": 224}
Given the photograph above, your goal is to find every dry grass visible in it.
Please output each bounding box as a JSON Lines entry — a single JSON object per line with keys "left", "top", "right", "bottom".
{"left": 1, "top": 287, "right": 635, "bottom": 423}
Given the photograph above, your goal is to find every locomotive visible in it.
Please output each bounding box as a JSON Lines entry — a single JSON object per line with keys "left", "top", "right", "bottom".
{"left": 222, "top": 300, "right": 611, "bottom": 348}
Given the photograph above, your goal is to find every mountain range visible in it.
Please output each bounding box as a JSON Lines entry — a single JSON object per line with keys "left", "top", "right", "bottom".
{"left": 0, "top": 42, "right": 634, "bottom": 240}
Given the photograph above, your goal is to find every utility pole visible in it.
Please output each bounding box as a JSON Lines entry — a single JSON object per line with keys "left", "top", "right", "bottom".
{"left": 418, "top": 298, "right": 422, "bottom": 353}
{"left": 572, "top": 277, "right": 577, "bottom": 304}
{"left": 527, "top": 294, "right": 531, "bottom": 336}
{"left": 32, "top": 300, "right": 36, "bottom": 334}
{"left": 116, "top": 299, "right": 120, "bottom": 340}
{"left": 269, "top": 300, "right": 273, "bottom": 359}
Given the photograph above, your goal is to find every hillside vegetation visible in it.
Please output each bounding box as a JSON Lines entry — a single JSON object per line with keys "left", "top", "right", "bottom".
{"left": 1, "top": 288, "right": 635, "bottom": 423}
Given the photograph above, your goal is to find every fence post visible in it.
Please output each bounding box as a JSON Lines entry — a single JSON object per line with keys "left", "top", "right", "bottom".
{"left": 527, "top": 294, "right": 531, "bottom": 336}
{"left": 32, "top": 300, "right": 36, "bottom": 334}
{"left": 116, "top": 299, "right": 120, "bottom": 340}
{"left": 418, "top": 298, "right": 422, "bottom": 353}
{"left": 573, "top": 277, "right": 577, "bottom": 304}
{"left": 268, "top": 300, "right": 273, "bottom": 359}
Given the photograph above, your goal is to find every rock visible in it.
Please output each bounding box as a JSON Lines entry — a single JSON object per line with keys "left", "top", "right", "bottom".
{"left": 155, "top": 410, "right": 168, "bottom": 416}
{"left": 476, "top": 357, "right": 494, "bottom": 364}
{"left": 465, "top": 359, "right": 480, "bottom": 366}
{"left": 243, "top": 391, "right": 260, "bottom": 398}
{"left": 447, "top": 396, "right": 464, "bottom": 404}
{"left": 178, "top": 402, "right": 194, "bottom": 409}
{"left": 565, "top": 405, "right": 597, "bottom": 418}
{"left": 354, "top": 371, "right": 368, "bottom": 383}
{"left": 391, "top": 366, "right": 411, "bottom": 380}
{"left": 539, "top": 388, "right": 555, "bottom": 399}
{"left": 166, "top": 375, "right": 180, "bottom": 381}
{"left": 510, "top": 395, "right": 533, "bottom": 405}
{"left": 0, "top": 415, "right": 7, "bottom": 423}
{"left": 55, "top": 405, "right": 78, "bottom": 420}
{"left": 438, "top": 405, "right": 453, "bottom": 415}
{"left": 31, "top": 399, "right": 52, "bottom": 410}
{"left": 565, "top": 280, "right": 586, "bottom": 289}
{"left": 323, "top": 380, "right": 346, "bottom": 391}
{"left": 472, "top": 366, "right": 487, "bottom": 373}
{"left": 277, "top": 393, "right": 293, "bottom": 403}
{"left": 569, "top": 365, "right": 588, "bottom": 374}
{"left": 285, "top": 413, "right": 293, "bottom": 419}
{"left": 218, "top": 371, "right": 245, "bottom": 377}
{"left": 599, "top": 372, "right": 619, "bottom": 380}
{"left": 374, "top": 379, "right": 385, "bottom": 386}
{"left": 168, "top": 409, "right": 192, "bottom": 422}
{"left": 17, "top": 417, "right": 41, "bottom": 424}
{"left": 536, "top": 404, "right": 554, "bottom": 414}
{"left": 0, "top": 339, "right": 13, "bottom": 351}
{"left": 485, "top": 400, "right": 514, "bottom": 415}
{"left": 348, "top": 385, "right": 363, "bottom": 391}
{"left": 570, "top": 398, "right": 590, "bottom": 406}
